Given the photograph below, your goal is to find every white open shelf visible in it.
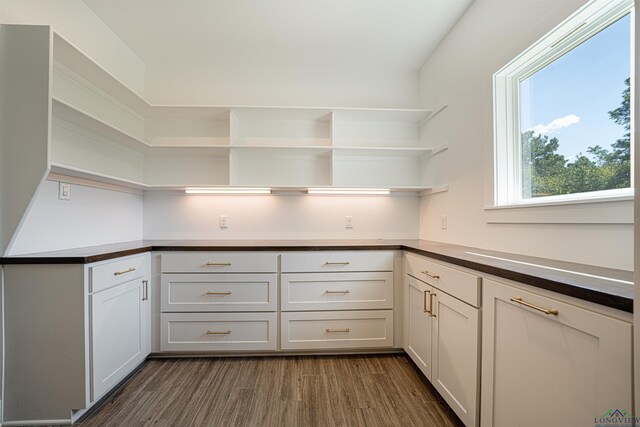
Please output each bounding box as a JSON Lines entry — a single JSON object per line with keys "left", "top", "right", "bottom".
{"left": 43, "top": 27, "right": 449, "bottom": 191}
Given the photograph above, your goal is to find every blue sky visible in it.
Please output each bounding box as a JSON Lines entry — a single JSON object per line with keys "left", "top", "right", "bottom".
{"left": 519, "top": 14, "right": 631, "bottom": 160}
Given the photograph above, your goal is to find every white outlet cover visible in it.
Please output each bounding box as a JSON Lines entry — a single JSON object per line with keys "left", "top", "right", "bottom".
{"left": 345, "top": 216, "right": 354, "bottom": 229}
{"left": 58, "top": 182, "right": 71, "bottom": 200}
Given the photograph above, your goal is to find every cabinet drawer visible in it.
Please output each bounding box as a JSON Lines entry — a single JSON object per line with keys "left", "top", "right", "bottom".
{"left": 281, "top": 251, "right": 393, "bottom": 273}
{"left": 90, "top": 254, "right": 148, "bottom": 293}
{"left": 405, "top": 253, "right": 480, "bottom": 307}
{"left": 161, "top": 252, "right": 277, "bottom": 273}
{"left": 160, "top": 312, "right": 277, "bottom": 352}
{"left": 281, "top": 310, "right": 393, "bottom": 350}
{"left": 281, "top": 272, "right": 393, "bottom": 311}
{"left": 161, "top": 273, "right": 277, "bottom": 312}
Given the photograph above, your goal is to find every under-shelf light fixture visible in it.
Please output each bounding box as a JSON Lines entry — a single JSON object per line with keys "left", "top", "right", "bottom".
{"left": 185, "top": 187, "right": 272, "bottom": 195}
{"left": 307, "top": 188, "right": 391, "bottom": 195}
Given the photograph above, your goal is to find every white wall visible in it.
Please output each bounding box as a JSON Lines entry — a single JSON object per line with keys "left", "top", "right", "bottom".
{"left": 145, "top": 64, "right": 418, "bottom": 108}
{"left": 417, "top": 0, "right": 634, "bottom": 270}
{"left": 9, "top": 180, "right": 143, "bottom": 255}
{"left": 0, "top": 0, "right": 145, "bottom": 95}
{"left": 143, "top": 192, "right": 419, "bottom": 240}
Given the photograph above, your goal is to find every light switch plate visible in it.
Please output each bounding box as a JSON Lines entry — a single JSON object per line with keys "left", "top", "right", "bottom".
{"left": 219, "top": 215, "right": 228, "bottom": 229}
{"left": 441, "top": 215, "right": 447, "bottom": 229}
{"left": 59, "top": 182, "right": 71, "bottom": 200}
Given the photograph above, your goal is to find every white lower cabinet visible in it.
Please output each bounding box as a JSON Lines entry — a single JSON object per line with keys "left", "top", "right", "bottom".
{"left": 481, "top": 279, "right": 633, "bottom": 427}
{"left": 91, "top": 276, "right": 150, "bottom": 400}
{"left": 279, "top": 251, "right": 395, "bottom": 351}
{"left": 161, "top": 312, "right": 277, "bottom": 351}
{"left": 2, "top": 253, "right": 150, "bottom": 425}
{"left": 404, "top": 254, "right": 480, "bottom": 427}
{"left": 159, "top": 252, "right": 279, "bottom": 352}
{"left": 281, "top": 310, "right": 394, "bottom": 350}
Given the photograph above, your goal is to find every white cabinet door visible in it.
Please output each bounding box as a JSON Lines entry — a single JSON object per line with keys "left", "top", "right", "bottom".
{"left": 404, "top": 275, "right": 433, "bottom": 380}
{"left": 481, "top": 279, "right": 632, "bottom": 427}
{"left": 90, "top": 278, "right": 146, "bottom": 401}
{"left": 431, "top": 288, "right": 479, "bottom": 427}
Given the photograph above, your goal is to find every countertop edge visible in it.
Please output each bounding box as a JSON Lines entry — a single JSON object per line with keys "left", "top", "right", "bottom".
{"left": 1, "top": 242, "right": 632, "bottom": 313}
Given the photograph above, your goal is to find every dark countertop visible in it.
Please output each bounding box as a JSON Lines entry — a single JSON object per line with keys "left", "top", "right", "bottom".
{"left": 0, "top": 239, "right": 633, "bottom": 313}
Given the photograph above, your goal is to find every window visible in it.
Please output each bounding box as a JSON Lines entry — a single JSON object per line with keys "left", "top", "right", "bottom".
{"left": 493, "top": 0, "right": 634, "bottom": 206}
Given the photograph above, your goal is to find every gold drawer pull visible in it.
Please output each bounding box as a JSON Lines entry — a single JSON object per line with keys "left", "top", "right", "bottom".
{"left": 206, "top": 291, "right": 232, "bottom": 296}
{"left": 326, "top": 328, "right": 350, "bottom": 333}
{"left": 325, "top": 290, "right": 350, "bottom": 294}
{"left": 423, "top": 289, "right": 431, "bottom": 313}
{"left": 114, "top": 267, "right": 136, "bottom": 276}
{"left": 206, "top": 330, "right": 231, "bottom": 335}
{"left": 325, "top": 262, "right": 350, "bottom": 265}
{"left": 510, "top": 297, "right": 559, "bottom": 316}
{"left": 206, "top": 262, "right": 232, "bottom": 266}
{"left": 421, "top": 270, "right": 440, "bottom": 279}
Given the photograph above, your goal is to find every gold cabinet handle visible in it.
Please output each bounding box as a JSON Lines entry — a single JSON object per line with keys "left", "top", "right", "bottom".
{"left": 114, "top": 267, "right": 136, "bottom": 276}
{"left": 142, "top": 280, "right": 149, "bottom": 301}
{"left": 206, "top": 291, "right": 232, "bottom": 296}
{"left": 423, "top": 289, "right": 431, "bottom": 313}
{"left": 205, "top": 262, "right": 232, "bottom": 266}
{"left": 325, "top": 290, "right": 350, "bottom": 294}
{"left": 429, "top": 293, "right": 436, "bottom": 318}
{"left": 325, "top": 262, "right": 350, "bottom": 265}
{"left": 510, "top": 297, "right": 559, "bottom": 316}
{"left": 206, "top": 330, "right": 231, "bottom": 335}
{"left": 326, "top": 328, "right": 350, "bottom": 333}
{"left": 421, "top": 270, "right": 440, "bottom": 279}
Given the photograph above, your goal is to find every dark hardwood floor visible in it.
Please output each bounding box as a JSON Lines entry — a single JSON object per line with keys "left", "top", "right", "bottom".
{"left": 77, "top": 354, "right": 463, "bottom": 427}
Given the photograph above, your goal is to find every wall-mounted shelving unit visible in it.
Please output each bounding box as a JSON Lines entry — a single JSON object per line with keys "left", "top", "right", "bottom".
{"left": 45, "top": 29, "right": 449, "bottom": 191}
{"left": 0, "top": 23, "right": 449, "bottom": 252}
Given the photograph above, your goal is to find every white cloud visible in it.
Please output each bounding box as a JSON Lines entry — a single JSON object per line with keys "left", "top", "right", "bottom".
{"left": 530, "top": 114, "right": 580, "bottom": 135}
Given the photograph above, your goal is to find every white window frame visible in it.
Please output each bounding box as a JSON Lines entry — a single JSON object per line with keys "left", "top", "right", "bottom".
{"left": 493, "top": 0, "right": 635, "bottom": 208}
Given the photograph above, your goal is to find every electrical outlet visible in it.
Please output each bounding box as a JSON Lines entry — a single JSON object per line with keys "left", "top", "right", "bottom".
{"left": 58, "top": 182, "right": 71, "bottom": 200}
{"left": 345, "top": 216, "right": 353, "bottom": 229}
{"left": 441, "top": 215, "right": 448, "bottom": 229}
{"left": 219, "top": 215, "right": 228, "bottom": 229}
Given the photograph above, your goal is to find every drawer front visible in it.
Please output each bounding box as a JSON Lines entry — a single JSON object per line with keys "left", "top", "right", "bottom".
{"left": 161, "top": 252, "right": 277, "bottom": 273}
{"left": 281, "top": 310, "right": 394, "bottom": 350}
{"left": 281, "top": 272, "right": 393, "bottom": 311}
{"left": 90, "top": 254, "right": 148, "bottom": 293}
{"left": 281, "top": 251, "right": 394, "bottom": 273}
{"left": 161, "top": 312, "right": 277, "bottom": 351}
{"left": 405, "top": 253, "right": 480, "bottom": 307}
{"left": 161, "top": 273, "right": 277, "bottom": 312}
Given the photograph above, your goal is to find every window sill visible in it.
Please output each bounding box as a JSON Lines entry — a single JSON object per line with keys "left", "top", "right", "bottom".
{"left": 484, "top": 196, "right": 633, "bottom": 224}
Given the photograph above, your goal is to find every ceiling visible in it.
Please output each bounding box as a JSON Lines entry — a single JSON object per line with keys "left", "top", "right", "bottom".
{"left": 84, "top": 0, "right": 473, "bottom": 70}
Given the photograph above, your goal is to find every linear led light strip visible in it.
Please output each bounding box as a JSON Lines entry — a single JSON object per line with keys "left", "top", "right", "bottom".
{"left": 307, "top": 188, "right": 391, "bottom": 195}
{"left": 185, "top": 187, "right": 271, "bottom": 194}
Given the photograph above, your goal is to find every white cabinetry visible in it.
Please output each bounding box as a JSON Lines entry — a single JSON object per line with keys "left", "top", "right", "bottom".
{"left": 159, "top": 252, "right": 278, "bottom": 352}
{"left": 481, "top": 278, "right": 633, "bottom": 427}
{"left": 2, "top": 253, "right": 150, "bottom": 425}
{"left": 280, "top": 251, "right": 395, "bottom": 350}
{"left": 403, "top": 254, "right": 480, "bottom": 427}
{"left": 90, "top": 268, "right": 150, "bottom": 401}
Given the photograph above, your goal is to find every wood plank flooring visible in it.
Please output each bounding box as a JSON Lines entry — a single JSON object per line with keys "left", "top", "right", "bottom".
{"left": 77, "top": 354, "right": 463, "bottom": 427}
